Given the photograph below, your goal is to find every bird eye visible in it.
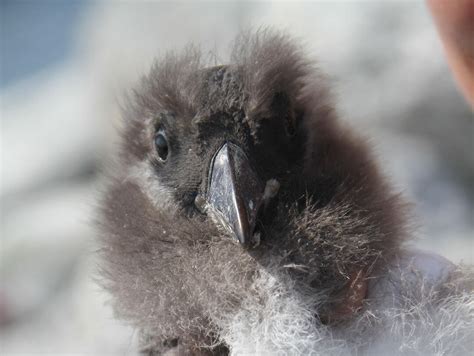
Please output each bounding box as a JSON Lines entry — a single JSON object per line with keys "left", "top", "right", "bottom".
{"left": 154, "top": 132, "right": 169, "bottom": 162}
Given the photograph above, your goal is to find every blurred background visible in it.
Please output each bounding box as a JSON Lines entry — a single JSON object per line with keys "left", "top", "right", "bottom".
{"left": 1, "top": 0, "right": 472, "bottom": 354}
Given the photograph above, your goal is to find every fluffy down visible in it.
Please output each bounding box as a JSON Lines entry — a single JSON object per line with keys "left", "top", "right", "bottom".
{"left": 96, "top": 30, "right": 473, "bottom": 355}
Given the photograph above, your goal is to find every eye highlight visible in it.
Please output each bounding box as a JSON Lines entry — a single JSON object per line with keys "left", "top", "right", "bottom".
{"left": 154, "top": 131, "right": 169, "bottom": 162}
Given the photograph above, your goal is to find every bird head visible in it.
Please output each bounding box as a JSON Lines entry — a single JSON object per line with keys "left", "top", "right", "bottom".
{"left": 98, "top": 31, "right": 408, "bottom": 353}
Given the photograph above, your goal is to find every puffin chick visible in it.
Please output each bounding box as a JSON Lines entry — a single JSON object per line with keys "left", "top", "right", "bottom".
{"left": 97, "top": 30, "right": 474, "bottom": 355}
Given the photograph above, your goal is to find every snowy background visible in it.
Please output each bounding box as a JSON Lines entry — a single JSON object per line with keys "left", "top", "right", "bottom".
{"left": 1, "top": 0, "right": 472, "bottom": 354}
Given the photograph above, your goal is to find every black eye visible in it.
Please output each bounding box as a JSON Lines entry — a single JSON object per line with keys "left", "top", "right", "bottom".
{"left": 154, "top": 132, "right": 169, "bottom": 162}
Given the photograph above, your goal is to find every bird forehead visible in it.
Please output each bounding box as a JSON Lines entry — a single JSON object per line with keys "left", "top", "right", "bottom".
{"left": 193, "top": 65, "right": 246, "bottom": 119}
{"left": 200, "top": 65, "right": 244, "bottom": 96}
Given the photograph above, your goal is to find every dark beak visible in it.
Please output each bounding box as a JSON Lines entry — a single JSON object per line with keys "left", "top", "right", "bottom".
{"left": 205, "top": 142, "right": 264, "bottom": 247}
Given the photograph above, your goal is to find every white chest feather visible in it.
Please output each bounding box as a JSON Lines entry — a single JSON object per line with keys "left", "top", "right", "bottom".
{"left": 215, "top": 250, "right": 473, "bottom": 356}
